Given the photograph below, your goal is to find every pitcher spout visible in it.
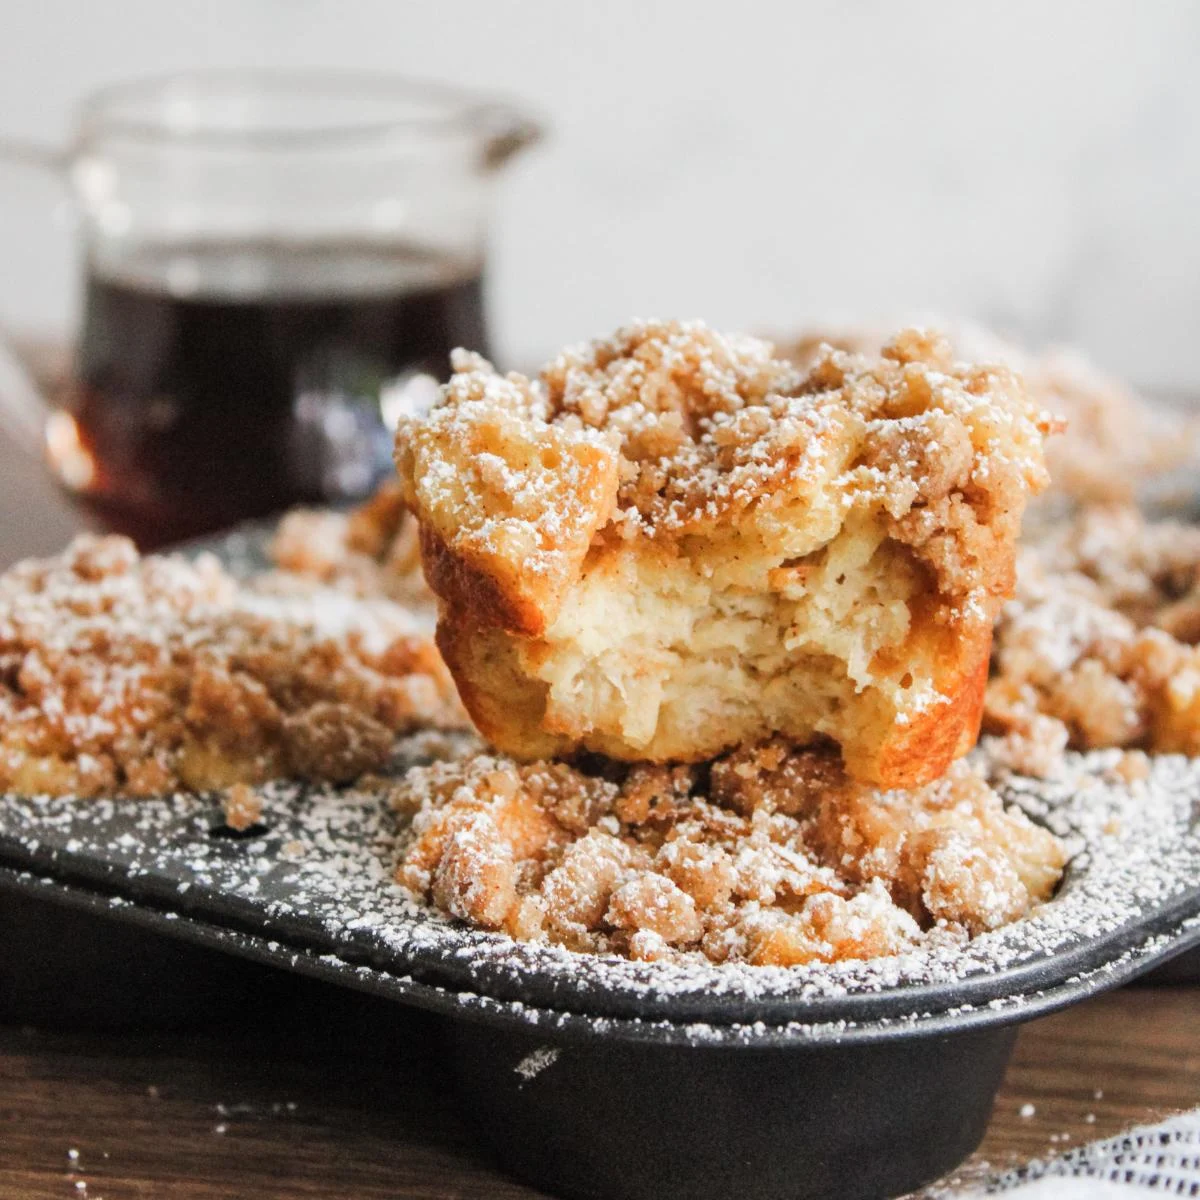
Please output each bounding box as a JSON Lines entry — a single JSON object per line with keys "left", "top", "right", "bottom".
{"left": 472, "top": 103, "right": 545, "bottom": 172}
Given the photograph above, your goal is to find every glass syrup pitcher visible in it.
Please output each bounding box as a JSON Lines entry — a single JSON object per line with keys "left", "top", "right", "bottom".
{"left": 0, "top": 70, "right": 541, "bottom": 548}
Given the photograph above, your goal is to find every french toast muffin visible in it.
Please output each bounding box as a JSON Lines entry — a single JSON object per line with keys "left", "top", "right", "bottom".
{"left": 395, "top": 321, "right": 1054, "bottom": 786}
{"left": 777, "top": 322, "right": 1189, "bottom": 507}
{"left": 0, "top": 535, "right": 466, "bottom": 797}
{"left": 987, "top": 504, "right": 1200, "bottom": 775}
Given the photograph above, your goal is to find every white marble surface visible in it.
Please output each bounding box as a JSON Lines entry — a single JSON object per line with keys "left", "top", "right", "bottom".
{"left": 0, "top": 0, "right": 1198, "bottom": 388}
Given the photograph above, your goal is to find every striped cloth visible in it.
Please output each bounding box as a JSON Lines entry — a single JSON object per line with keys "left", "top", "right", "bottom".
{"left": 963, "top": 1110, "right": 1200, "bottom": 1196}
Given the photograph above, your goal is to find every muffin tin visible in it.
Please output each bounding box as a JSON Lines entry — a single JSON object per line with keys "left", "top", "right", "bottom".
{"left": 3, "top": 526, "right": 1200, "bottom": 1199}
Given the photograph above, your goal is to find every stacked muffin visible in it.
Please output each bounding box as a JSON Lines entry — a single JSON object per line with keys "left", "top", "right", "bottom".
{"left": 388, "top": 319, "right": 1067, "bottom": 965}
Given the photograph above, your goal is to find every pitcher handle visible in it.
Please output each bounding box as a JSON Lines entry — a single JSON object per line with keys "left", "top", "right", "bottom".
{"left": 0, "top": 330, "right": 51, "bottom": 457}
{"left": 0, "top": 137, "right": 68, "bottom": 459}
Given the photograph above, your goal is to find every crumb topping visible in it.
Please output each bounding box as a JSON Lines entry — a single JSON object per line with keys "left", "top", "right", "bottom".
{"left": 0, "top": 535, "right": 467, "bottom": 798}
{"left": 399, "top": 321, "right": 1054, "bottom": 610}
{"left": 392, "top": 740, "right": 1065, "bottom": 966}
{"left": 269, "top": 482, "right": 432, "bottom": 608}
{"left": 222, "top": 781, "right": 263, "bottom": 832}
{"left": 1029, "top": 350, "right": 1195, "bottom": 506}
{"left": 987, "top": 505, "right": 1200, "bottom": 774}
{"left": 775, "top": 321, "right": 1195, "bottom": 506}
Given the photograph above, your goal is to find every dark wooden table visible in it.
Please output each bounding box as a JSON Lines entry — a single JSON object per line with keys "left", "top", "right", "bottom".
{"left": 0, "top": 431, "right": 1198, "bottom": 1198}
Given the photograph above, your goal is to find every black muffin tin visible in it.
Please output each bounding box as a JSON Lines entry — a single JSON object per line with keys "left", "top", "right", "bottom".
{"left": 1, "top": 745, "right": 1200, "bottom": 1200}
{"left": 4, "top": 526, "right": 1200, "bottom": 1199}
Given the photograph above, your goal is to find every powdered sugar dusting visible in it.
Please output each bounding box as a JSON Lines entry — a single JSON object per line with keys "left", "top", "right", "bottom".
{"left": 514, "top": 1046, "right": 560, "bottom": 1081}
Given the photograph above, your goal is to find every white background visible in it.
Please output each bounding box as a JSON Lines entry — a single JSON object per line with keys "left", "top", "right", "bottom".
{"left": 1, "top": 0, "right": 1198, "bottom": 388}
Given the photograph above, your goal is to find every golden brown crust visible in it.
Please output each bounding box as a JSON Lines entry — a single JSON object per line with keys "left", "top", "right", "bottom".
{"left": 863, "top": 637, "right": 990, "bottom": 788}
{"left": 396, "top": 323, "right": 1052, "bottom": 783}
{"left": 420, "top": 524, "right": 546, "bottom": 638}
{"left": 433, "top": 619, "right": 566, "bottom": 761}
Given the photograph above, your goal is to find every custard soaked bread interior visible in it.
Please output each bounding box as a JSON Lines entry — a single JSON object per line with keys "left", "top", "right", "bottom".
{"left": 396, "top": 321, "right": 1055, "bottom": 785}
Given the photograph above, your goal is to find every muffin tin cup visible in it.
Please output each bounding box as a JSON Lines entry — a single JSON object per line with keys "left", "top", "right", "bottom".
{"left": 446, "top": 1017, "right": 1019, "bottom": 1200}
{"left": 0, "top": 885, "right": 283, "bottom": 1031}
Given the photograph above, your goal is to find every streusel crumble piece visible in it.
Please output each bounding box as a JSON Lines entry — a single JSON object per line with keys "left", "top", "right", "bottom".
{"left": 270, "top": 481, "right": 432, "bottom": 609}
{"left": 777, "top": 323, "right": 1192, "bottom": 506}
{"left": 0, "top": 535, "right": 466, "bottom": 798}
{"left": 395, "top": 320, "right": 1054, "bottom": 786}
{"left": 392, "top": 740, "right": 1065, "bottom": 966}
{"left": 986, "top": 505, "right": 1200, "bottom": 774}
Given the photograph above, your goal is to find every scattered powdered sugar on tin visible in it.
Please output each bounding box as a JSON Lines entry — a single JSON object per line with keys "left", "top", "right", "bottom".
{"left": 0, "top": 731, "right": 1197, "bottom": 1031}
{"left": 513, "top": 1046, "right": 561, "bottom": 1082}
